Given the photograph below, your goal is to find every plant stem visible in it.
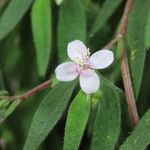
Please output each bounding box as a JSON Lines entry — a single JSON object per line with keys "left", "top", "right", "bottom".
{"left": 9, "top": 80, "right": 52, "bottom": 101}
{"left": 120, "top": 50, "right": 139, "bottom": 126}
{"left": 119, "top": 0, "right": 139, "bottom": 127}
{"left": 104, "top": 0, "right": 139, "bottom": 127}
{"left": 118, "top": 0, "right": 135, "bottom": 36}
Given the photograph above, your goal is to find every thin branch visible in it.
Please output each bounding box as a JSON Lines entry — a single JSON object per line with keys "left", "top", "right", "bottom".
{"left": 104, "top": 0, "right": 138, "bottom": 127}
{"left": 118, "top": 0, "right": 135, "bottom": 36}
{"left": 118, "top": 0, "right": 139, "bottom": 127}
{"left": 9, "top": 79, "right": 52, "bottom": 101}
{"left": 120, "top": 50, "right": 139, "bottom": 126}
{"left": 103, "top": 0, "right": 135, "bottom": 49}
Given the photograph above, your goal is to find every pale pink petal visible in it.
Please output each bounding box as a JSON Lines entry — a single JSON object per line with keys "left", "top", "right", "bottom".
{"left": 89, "top": 49, "right": 114, "bottom": 69}
{"left": 55, "top": 62, "right": 79, "bottom": 81}
{"left": 79, "top": 69, "right": 100, "bottom": 94}
{"left": 67, "top": 40, "right": 88, "bottom": 62}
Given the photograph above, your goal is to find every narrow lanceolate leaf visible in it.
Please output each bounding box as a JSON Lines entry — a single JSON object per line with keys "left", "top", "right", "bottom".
{"left": 89, "top": 0, "right": 122, "bottom": 37}
{"left": 63, "top": 90, "right": 91, "bottom": 150}
{"left": 31, "top": 0, "right": 51, "bottom": 76}
{"left": 4, "top": 100, "right": 21, "bottom": 120}
{"left": 58, "top": 0, "right": 86, "bottom": 62}
{"left": 0, "top": 0, "right": 33, "bottom": 41}
{"left": 91, "top": 78, "right": 121, "bottom": 150}
{"left": 0, "top": 99, "right": 21, "bottom": 123}
{"left": 120, "top": 109, "right": 150, "bottom": 150}
{"left": 127, "top": 0, "right": 150, "bottom": 99}
{"left": 145, "top": 9, "right": 150, "bottom": 49}
{"left": 23, "top": 81, "right": 76, "bottom": 150}
{"left": 0, "top": 90, "right": 19, "bottom": 123}
{"left": 0, "top": 95, "right": 11, "bottom": 122}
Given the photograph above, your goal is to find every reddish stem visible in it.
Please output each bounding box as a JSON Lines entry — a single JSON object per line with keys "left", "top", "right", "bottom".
{"left": 120, "top": 50, "right": 139, "bottom": 127}
{"left": 9, "top": 80, "right": 52, "bottom": 101}
{"left": 104, "top": 0, "right": 139, "bottom": 127}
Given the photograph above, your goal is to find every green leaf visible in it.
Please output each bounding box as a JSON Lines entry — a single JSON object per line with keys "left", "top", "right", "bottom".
{"left": 127, "top": 0, "right": 150, "bottom": 98}
{"left": 120, "top": 109, "right": 150, "bottom": 150}
{"left": 1, "top": 32, "right": 22, "bottom": 73}
{"left": 0, "top": 89, "right": 21, "bottom": 123}
{"left": 0, "top": 90, "right": 9, "bottom": 96}
{"left": 0, "top": 98, "right": 10, "bottom": 110}
{"left": 31, "top": 0, "right": 51, "bottom": 76}
{"left": 87, "top": 90, "right": 101, "bottom": 136}
{"left": 145, "top": 9, "right": 150, "bottom": 49}
{"left": 0, "top": 70, "right": 4, "bottom": 89}
{"left": 58, "top": 0, "right": 86, "bottom": 62}
{"left": 0, "top": 0, "right": 33, "bottom": 41}
{"left": 0, "top": 99, "right": 21, "bottom": 123}
{"left": 91, "top": 78, "right": 121, "bottom": 150}
{"left": 89, "top": 0, "right": 122, "bottom": 37}
{"left": 4, "top": 100, "right": 21, "bottom": 120}
{"left": 63, "top": 90, "right": 91, "bottom": 150}
{"left": 0, "top": 97, "right": 10, "bottom": 123}
{"left": 23, "top": 81, "right": 76, "bottom": 150}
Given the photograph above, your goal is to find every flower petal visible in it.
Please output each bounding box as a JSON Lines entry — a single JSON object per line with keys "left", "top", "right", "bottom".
{"left": 79, "top": 69, "right": 100, "bottom": 94}
{"left": 55, "top": 62, "right": 79, "bottom": 81}
{"left": 89, "top": 49, "right": 114, "bottom": 69}
{"left": 67, "top": 40, "right": 88, "bottom": 62}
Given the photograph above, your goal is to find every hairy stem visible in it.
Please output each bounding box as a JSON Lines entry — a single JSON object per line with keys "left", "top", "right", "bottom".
{"left": 120, "top": 50, "right": 139, "bottom": 126}
{"left": 119, "top": 0, "right": 138, "bottom": 127}
{"left": 104, "top": 0, "right": 138, "bottom": 127}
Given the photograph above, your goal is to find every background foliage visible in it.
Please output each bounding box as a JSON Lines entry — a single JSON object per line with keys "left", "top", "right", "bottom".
{"left": 0, "top": 0, "right": 150, "bottom": 150}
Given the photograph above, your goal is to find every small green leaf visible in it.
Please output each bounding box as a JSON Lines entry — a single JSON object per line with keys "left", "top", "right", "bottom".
{"left": 0, "top": 98, "right": 10, "bottom": 123}
{"left": 0, "top": 99, "right": 9, "bottom": 110}
{"left": 91, "top": 78, "right": 121, "bottom": 150}
{"left": 4, "top": 99, "right": 21, "bottom": 120}
{"left": 120, "top": 109, "right": 150, "bottom": 150}
{"left": 63, "top": 90, "right": 91, "bottom": 150}
{"left": 0, "top": 0, "right": 33, "bottom": 41}
{"left": 89, "top": 0, "right": 122, "bottom": 37}
{"left": 58, "top": 0, "right": 86, "bottom": 62}
{"left": 0, "top": 83, "right": 19, "bottom": 123}
{"left": 87, "top": 90, "right": 101, "bottom": 136}
{"left": 0, "top": 98, "right": 20, "bottom": 123}
{"left": 127, "top": 0, "right": 150, "bottom": 98}
{"left": 23, "top": 81, "right": 76, "bottom": 150}
{"left": 0, "top": 90, "right": 9, "bottom": 96}
{"left": 31, "top": 0, "right": 52, "bottom": 76}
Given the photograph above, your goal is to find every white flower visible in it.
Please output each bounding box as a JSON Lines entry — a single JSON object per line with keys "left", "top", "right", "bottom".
{"left": 55, "top": 40, "right": 114, "bottom": 94}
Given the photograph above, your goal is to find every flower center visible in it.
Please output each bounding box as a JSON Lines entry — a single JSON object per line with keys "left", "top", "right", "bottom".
{"left": 80, "top": 64, "right": 90, "bottom": 71}
{"left": 74, "top": 48, "right": 91, "bottom": 65}
{"left": 76, "top": 59, "right": 92, "bottom": 74}
{"left": 73, "top": 48, "right": 93, "bottom": 73}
